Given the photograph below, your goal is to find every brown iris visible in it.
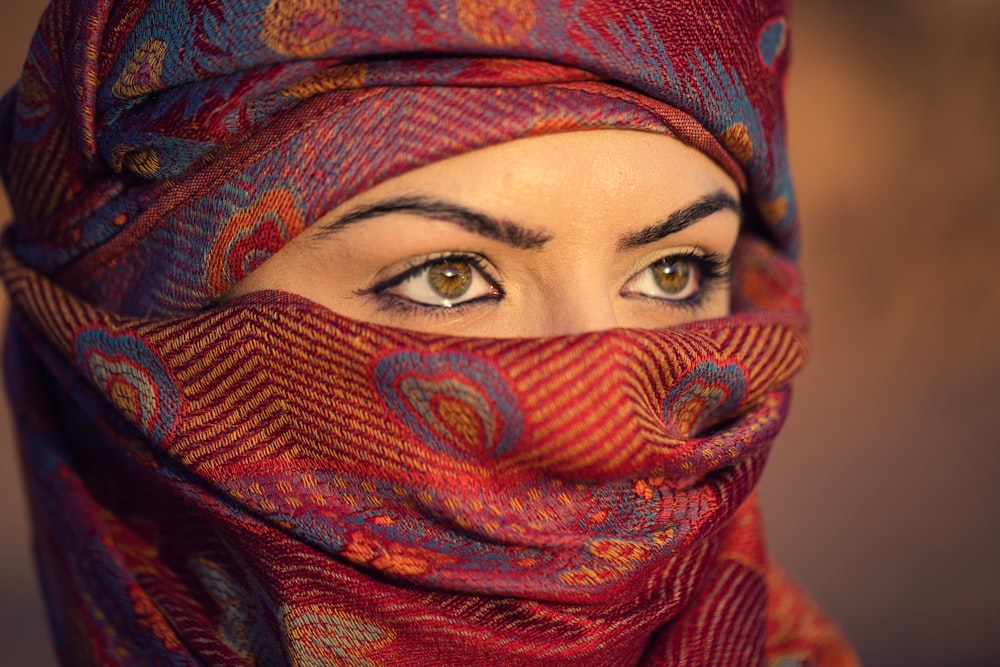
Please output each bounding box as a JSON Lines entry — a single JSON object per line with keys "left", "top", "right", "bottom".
{"left": 652, "top": 258, "right": 693, "bottom": 296}
{"left": 427, "top": 260, "right": 473, "bottom": 300}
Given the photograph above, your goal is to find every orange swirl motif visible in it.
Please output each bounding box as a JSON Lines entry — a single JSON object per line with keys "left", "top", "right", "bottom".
{"left": 720, "top": 122, "right": 754, "bottom": 164}
{"left": 282, "top": 63, "right": 368, "bottom": 100}
{"left": 282, "top": 604, "right": 394, "bottom": 667}
{"left": 261, "top": 0, "right": 342, "bottom": 57}
{"left": 205, "top": 187, "right": 307, "bottom": 295}
{"left": 457, "top": 0, "right": 537, "bottom": 48}
{"left": 112, "top": 38, "right": 168, "bottom": 99}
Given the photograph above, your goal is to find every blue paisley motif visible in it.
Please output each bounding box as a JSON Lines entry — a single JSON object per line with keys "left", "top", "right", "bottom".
{"left": 663, "top": 360, "right": 747, "bottom": 437}
{"left": 74, "top": 328, "right": 181, "bottom": 443}
{"left": 375, "top": 351, "right": 523, "bottom": 461}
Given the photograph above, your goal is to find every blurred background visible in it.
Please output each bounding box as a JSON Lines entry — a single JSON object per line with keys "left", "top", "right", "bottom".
{"left": 0, "top": 2, "right": 997, "bottom": 666}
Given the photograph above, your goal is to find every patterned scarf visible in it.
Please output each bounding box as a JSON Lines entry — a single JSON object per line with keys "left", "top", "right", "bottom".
{"left": 1, "top": 1, "right": 857, "bottom": 665}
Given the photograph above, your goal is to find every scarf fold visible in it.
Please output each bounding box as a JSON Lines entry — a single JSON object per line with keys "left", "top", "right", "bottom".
{"left": 0, "top": 1, "right": 859, "bottom": 665}
{"left": 3, "top": 245, "right": 853, "bottom": 666}
{"left": 2, "top": 0, "right": 794, "bottom": 316}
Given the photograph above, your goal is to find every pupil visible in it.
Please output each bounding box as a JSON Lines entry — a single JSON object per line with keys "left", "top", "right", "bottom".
{"left": 653, "top": 259, "right": 691, "bottom": 295}
{"left": 428, "top": 261, "right": 473, "bottom": 299}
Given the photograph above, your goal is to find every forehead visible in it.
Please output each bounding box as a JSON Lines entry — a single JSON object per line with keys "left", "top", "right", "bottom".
{"left": 333, "top": 130, "right": 738, "bottom": 230}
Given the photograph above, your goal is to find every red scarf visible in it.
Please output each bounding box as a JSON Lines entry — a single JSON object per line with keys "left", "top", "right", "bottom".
{"left": 3, "top": 244, "right": 855, "bottom": 665}
{"left": 1, "top": 1, "right": 858, "bottom": 664}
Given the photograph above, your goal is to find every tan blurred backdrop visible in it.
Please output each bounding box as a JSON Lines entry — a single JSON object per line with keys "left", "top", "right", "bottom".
{"left": 1, "top": 2, "right": 998, "bottom": 666}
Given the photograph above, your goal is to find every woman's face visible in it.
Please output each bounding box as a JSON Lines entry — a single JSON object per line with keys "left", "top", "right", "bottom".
{"left": 231, "top": 129, "right": 741, "bottom": 337}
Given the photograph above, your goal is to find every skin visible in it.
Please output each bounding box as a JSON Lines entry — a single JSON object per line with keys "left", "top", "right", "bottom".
{"left": 230, "top": 129, "right": 741, "bottom": 337}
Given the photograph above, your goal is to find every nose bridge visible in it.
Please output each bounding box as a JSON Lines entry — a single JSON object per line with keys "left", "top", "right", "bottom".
{"left": 545, "top": 291, "right": 619, "bottom": 336}
{"left": 520, "top": 237, "right": 620, "bottom": 336}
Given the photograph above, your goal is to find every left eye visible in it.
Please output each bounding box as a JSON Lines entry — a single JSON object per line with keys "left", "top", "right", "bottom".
{"left": 383, "top": 256, "right": 501, "bottom": 307}
{"left": 623, "top": 254, "right": 714, "bottom": 302}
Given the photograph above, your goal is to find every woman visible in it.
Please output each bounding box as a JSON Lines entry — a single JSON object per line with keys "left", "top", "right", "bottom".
{"left": 0, "top": 0, "right": 858, "bottom": 665}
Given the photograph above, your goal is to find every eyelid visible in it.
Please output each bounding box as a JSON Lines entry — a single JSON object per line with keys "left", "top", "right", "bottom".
{"left": 358, "top": 252, "right": 505, "bottom": 316}
{"left": 625, "top": 246, "right": 729, "bottom": 280}
{"left": 621, "top": 248, "right": 731, "bottom": 305}
{"left": 365, "top": 252, "right": 501, "bottom": 294}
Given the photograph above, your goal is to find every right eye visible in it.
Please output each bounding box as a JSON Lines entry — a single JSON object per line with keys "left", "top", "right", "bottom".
{"left": 376, "top": 254, "right": 503, "bottom": 309}
{"left": 621, "top": 250, "right": 730, "bottom": 310}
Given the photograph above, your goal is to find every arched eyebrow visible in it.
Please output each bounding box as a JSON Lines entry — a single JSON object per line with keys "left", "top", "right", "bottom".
{"left": 315, "top": 195, "right": 552, "bottom": 249}
{"left": 315, "top": 191, "right": 740, "bottom": 250}
{"left": 616, "top": 192, "right": 742, "bottom": 250}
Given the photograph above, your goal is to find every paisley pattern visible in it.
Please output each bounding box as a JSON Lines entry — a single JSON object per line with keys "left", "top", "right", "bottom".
{"left": 73, "top": 327, "right": 182, "bottom": 443}
{"left": 664, "top": 360, "right": 749, "bottom": 438}
{"left": 2, "top": 0, "right": 797, "bottom": 316}
{"left": 111, "top": 37, "right": 168, "bottom": 100}
{"left": 0, "top": 0, "right": 857, "bottom": 665}
{"left": 759, "top": 17, "right": 789, "bottom": 69}
{"left": 3, "top": 247, "right": 854, "bottom": 665}
{"left": 282, "top": 605, "right": 393, "bottom": 667}
{"left": 192, "top": 558, "right": 284, "bottom": 663}
{"left": 261, "top": 0, "right": 344, "bottom": 56}
{"left": 457, "top": 0, "right": 538, "bottom": 47}
{"left": 375, "top": 351, "right": 523, "bottom": 461}
{"left": 205, "top": 187, "right": 307, "bottom": 293}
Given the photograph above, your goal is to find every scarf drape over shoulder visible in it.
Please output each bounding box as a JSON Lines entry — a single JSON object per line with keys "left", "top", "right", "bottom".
{"left": 1, "top": 1, "right": 858, "bottom": 665}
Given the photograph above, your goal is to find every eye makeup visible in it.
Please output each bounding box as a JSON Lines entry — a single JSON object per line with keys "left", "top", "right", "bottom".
{"left": 358, "top": 252, "right": 504, "bottom": 316}
{"left": 621, "top": 248, "right": 732, "bottom": 312}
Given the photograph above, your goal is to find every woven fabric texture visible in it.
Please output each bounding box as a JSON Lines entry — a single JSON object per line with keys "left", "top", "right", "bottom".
{"left": 0, "top": 1, "right": 857, "bottom": 665}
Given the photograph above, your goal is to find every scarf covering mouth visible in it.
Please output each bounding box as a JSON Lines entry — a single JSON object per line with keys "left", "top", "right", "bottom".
{"left": 0, "top": 0, "right": 858, "bottom": 665}
{"left": 3, "top": 248, "right": 851, "bottom": 666}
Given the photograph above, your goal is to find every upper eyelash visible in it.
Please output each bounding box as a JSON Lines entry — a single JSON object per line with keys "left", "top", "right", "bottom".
{"left": 359, "top": 252, "right": 501, "bottom": 295}
{"left": 650, "top": 249, "right": 731, "bottom": 281}
{"left": 631, "top": 249, "right": 732, "bottom": 310}
{"left": 678, "top": 250, "right": 731, "bottom": 280}
{"left": 360, "top": 248, "right": 731, "bottom": 316}
{"left": 357, "top": 252, "right": 504, "bottom": 317}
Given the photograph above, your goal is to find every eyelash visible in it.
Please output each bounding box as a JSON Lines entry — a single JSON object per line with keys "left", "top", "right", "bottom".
{"left": 631, "top": 249, "right": 732, "bottom": 311}
{"left": 360, "top": 249, "right": 732, "bottom": 317}
{"left": 361, "top": 252, "right": 504, "bottom": 317}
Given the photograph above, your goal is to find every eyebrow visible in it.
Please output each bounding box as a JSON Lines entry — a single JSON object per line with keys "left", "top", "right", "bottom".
{"left": 315, "top": 195, "right": 552, "bottom": 249}
{"left": 616, "top": 192, "right": 742, "bottom": 250}
{"left": 315, "top": 191, "right": 741, "bottom": 250}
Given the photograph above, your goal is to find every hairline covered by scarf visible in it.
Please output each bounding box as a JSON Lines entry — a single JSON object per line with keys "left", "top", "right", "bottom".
{"left": 2, "top": 0, "right": 797, "bottom": 316}
{"left": 0, "top": 1, "right": 858, "bottom": 665}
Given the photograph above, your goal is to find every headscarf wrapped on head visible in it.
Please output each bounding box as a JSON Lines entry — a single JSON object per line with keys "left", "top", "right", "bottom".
{"left": 0, "top": 1, "right": 857, "bottom": 665}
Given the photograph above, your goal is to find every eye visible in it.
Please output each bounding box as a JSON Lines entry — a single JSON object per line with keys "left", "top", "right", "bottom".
{"left": 622, "top": 251, "right": 728, "bottom": 303}
{"left": 376, "top": 254, "right": 502, "bottom": 308}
